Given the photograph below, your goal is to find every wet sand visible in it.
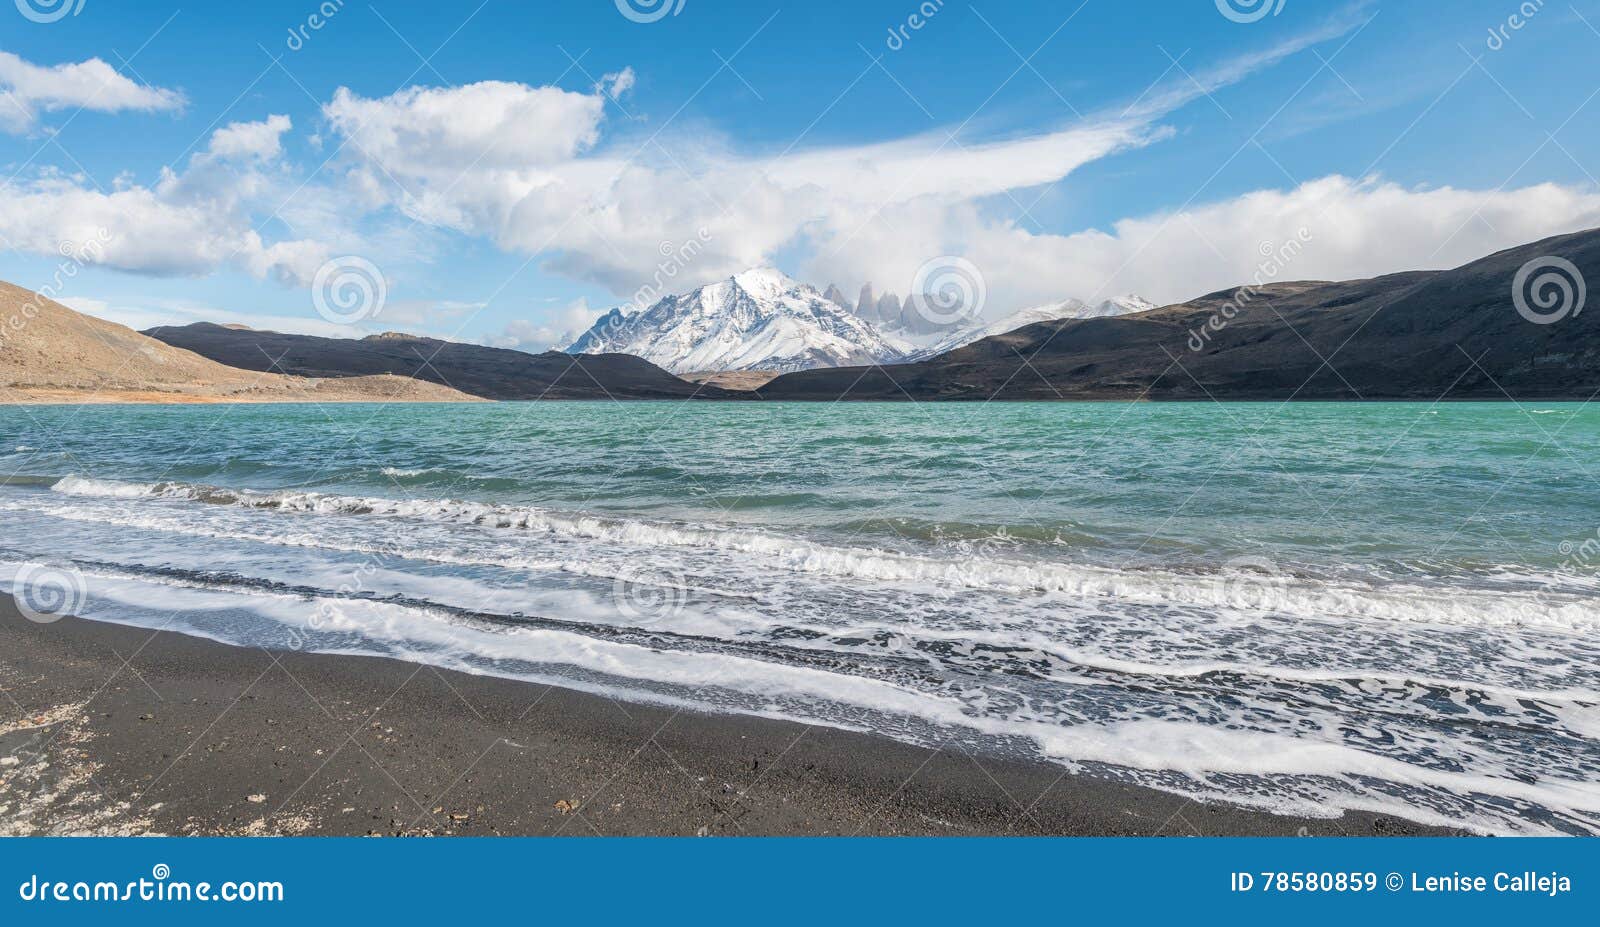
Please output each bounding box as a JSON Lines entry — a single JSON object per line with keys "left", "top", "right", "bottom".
{"left": 0, "top": 602, "right": 1457, "bottom": 837}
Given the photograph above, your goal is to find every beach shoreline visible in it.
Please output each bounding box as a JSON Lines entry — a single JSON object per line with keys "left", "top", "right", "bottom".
{"left": 0, "top": 603, "right": 1458, "bottom": 837}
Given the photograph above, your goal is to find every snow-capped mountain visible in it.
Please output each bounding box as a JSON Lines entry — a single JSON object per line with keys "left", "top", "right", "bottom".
{"left": 904, "top": 295, "right": 1159, "bottom": 361}
{"left": 563, "top": 268, "right": 912, "bottom": 374}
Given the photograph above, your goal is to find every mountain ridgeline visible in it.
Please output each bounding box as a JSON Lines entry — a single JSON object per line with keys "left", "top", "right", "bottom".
{"left": 559, "top": 267, "right": 1154, "bottom": 374}
{"left": 133, "top": 227, "right": 1600, "bottom": 402}
{"left": 757, "top": 228, "right": 1600, "bottom": 401}
{"left": 144, "top": 326, "right": 738, "bottom": 401}
{"left": 0, "top": 284, "right": 478, "bottom": 404}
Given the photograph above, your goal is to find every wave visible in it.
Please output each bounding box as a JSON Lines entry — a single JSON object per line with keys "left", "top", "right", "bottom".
{"left": 43, "top": 475, "right": 1600, "bottom": 634}
{"left": 379, "top": 466, "right": 434, "bottom": 478}
{"left": 5, "top": 557, "right": 1597, "bottom": 834}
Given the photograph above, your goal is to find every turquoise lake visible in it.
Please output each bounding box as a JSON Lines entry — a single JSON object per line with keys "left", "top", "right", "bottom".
{"left": 2, "top": 401, "right": 1597, "bottom": 833}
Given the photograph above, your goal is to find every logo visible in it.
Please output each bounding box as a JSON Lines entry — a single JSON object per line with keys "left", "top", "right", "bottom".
{"left": 311, "top": 256, "right": 387, "bottom": 325}
{"left": 910, "top": 256, "right": 987, "bottom": 328}
{"left": 1512, "top": 256, "right": 1585, "bottom": 325}
{"left": 612, "top": 568, "right": 689, "bottom": 627}
{"left": 1216, "top": 0, "right": 1287, "bottom": 24}
{"left": 12, "top": 561, "right": 87, "bottom": 624}
{"left": 615, "top": 0, "right": 686, "bottom": 24}
{"left": 15, "top": 0, "right": 85, "bottom": 24}
{"left": 1213, "top": 556, "right": 1287, "bottom": 612}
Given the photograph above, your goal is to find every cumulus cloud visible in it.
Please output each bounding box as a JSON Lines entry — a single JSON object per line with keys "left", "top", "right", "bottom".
{"left": 14, "top": 0, "right": 1599, "bottom": 337}
{"left": 0, "top": 114, "right": 330, "bottom": 285}
{"left": 205, "top": 113, "right": 293, "bottom": 160}
{"left": 486, "top": 299, "right": 607, "bottom": 352}
{"left": 310, "top": 5, "right": 1408, "bottom": 310}
{"left": 0, "top": 51, "right": 184, "bottom": 134}
{"left": 812, "top": 176, "right": 1600, "bottom": 316}
{"left": 316, "top": 77, "right": 1165, "bottom": 295}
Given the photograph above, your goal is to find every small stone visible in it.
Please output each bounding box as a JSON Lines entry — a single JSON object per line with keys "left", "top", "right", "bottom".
{"left": 246, "top": 794, "right": 266, "bottom": 804}
{"left": 554, "top": 800, "right": 577, "bottom": 814}
{"left": 449, "top": 812, "right": 469, "bottom": 822}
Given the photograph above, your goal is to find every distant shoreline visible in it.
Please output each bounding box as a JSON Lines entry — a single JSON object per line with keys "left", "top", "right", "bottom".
{"left": 4, "top": 392, "right": 1594, "bottom": 406}
{"left": 0, "top": 606, "right": 1456, "bottom": 837}
{"left": 0, "top": 390, "right": 488, "bottom": 405}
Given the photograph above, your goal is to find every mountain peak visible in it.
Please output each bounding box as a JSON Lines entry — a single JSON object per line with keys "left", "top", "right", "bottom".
{"left": 564, "top": 269, "right": 908, "bottom": 374}
{"left": 730, "top": 267, "right": 799, "bottom": 295}
{"left": 564, "top": 266, "right": 1158, "bottom": 374}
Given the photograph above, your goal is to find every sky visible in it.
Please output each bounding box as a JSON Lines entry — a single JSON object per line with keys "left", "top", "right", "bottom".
{"left": 3, "top": 0, "right": 1600, "bottom": 349}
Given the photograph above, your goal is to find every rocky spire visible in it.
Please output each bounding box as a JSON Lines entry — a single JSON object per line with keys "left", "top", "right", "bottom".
{"left": 876, "top": 292, "right": 903, "bottom": 330}
{"left": 856, "top": 283, "right": 877, "bottom": 322}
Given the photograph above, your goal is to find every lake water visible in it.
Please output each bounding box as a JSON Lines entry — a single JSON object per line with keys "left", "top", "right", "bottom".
{"left": 2, "top": 400, "right": 1597, "bottom": 833}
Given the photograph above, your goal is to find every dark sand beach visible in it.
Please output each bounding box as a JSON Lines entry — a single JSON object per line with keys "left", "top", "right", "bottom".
{"left": 0, "top": 602, "right": 1454, "bottom": 837}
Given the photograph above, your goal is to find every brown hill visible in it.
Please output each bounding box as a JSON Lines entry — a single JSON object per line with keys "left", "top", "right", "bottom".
{"left": 0, "top": 282, "right": 479, "bottom": 404}
{"left": 680, "top": 370, "right": 782, "bottom": 391}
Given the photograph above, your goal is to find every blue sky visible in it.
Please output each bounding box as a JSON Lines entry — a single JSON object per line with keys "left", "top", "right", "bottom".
{"left": 3, "top": 0, "right": 1600, "bottom": 347}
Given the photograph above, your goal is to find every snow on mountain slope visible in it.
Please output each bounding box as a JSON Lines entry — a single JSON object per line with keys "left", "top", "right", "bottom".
{"left": 562, "top": 269, "right": 911, "bottom": 374}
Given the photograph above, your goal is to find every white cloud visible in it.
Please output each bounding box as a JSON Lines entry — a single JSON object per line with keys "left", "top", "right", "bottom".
{"left": 323, "top": 80, "right": 608, "bottom": 175}
{"left": 15, "top": 0, "right": 1599, "bottom": 341}
{"left": 486, "top": 299, "right": 605, "bottom": 352}
{"left": 316, "top": 80, "right": 1166, "bottom": 295}
{"left": 0, "top": 115, "right": 332, "bottom": 286}
{"left": 597, "top": 67, "right": 635, "bottom": 100}
{"left": 807, "top": 176, "right": 1600, "bottom": 316}
{"left": 205, "top": 113, "right": 292, "bottom": 160}
{"left": 311, "top": 6, "right": 1391, "bottom": 306}
{"left": 0, "top": 51, "right": 184, "bottom": 134}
